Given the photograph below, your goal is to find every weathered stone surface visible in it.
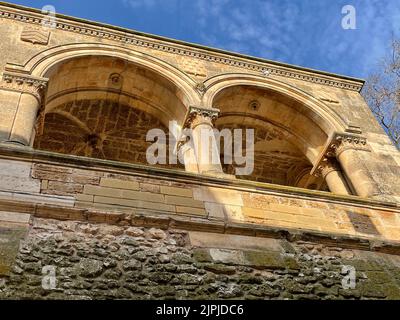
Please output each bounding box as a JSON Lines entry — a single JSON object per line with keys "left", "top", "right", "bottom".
{"left": 1, "top": 218, "right": 398, "bottom": 300}
{"left": 77, "top": 259, "right": 103, "bottom": 278}
{"left": 0, "top": 225, "right": 29, "bottom": 276}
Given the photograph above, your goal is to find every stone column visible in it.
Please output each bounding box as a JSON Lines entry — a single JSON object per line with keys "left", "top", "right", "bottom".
{"left": 0, "top": 72, "right": 48, "bottom": 146}
{"left": 183, "top": 106, "right": 223, "bottom": 175}
{"left": 316, "top": 158, "right": 352, "bottom": 196}
{"left": 330, "top": 134, "right": 381, "bottom": 198}
{"left": 178, "top": 139, "right": 199, "bottom": 174}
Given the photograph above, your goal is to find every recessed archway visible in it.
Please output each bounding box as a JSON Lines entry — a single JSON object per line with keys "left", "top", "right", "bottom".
{"left": 211, "top": 82, "right": 336, "bottom": 190}
{"left": 32, "top": 50, "right": 197, "bottom": 169}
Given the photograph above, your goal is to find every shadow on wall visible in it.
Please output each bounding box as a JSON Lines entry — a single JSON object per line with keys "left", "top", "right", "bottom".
{"left": 346, "top": 211, "right": 381, "bottom": 236}
{"left": 0, "top": 131, "right": 25, "bottom": 146}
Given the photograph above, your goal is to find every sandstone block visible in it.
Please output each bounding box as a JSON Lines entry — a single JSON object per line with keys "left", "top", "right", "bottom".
{"left": 94, "top": 196, "right": 175, "bottom": 212}
{"left": 75, "top": 194, "right": 94, "bottom": 203}
{"left": 84, "top": 185, "right": 123, "bottom": 198}
{"left": 100, "top": 178, "right": 140, "bottom": 190}
{"left": 0, "top": 211, "right": 31, "bottom": 224}
{"left": 176, "top": 206, "right": 207, "bottom": 216}
{"left": 165, "top": 195, "right": 204, "bottom": 208}
{"left": 160, "top": 186, "right": 193, "bottom": 198}
{"left": 193, "top": 187, "right": 243, "bottom": 206}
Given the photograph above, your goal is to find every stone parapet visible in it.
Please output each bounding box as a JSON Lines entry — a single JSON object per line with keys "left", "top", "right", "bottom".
{"left": 0, "top": 146, "right": 399, "bottom": 243}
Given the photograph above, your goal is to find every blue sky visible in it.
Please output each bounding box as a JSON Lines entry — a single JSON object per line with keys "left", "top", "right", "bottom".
{"left": 6, "top": 0, "right": 400, "bottom": 78}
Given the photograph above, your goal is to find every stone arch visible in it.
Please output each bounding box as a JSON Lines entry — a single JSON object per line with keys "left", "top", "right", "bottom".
{"left": 203, "top": 73, "right": 350, "bottom": 166}
{"left": 203, "top": 73, "right": 348, "bottom": 134}
{"left": 22, "top": 43, "right": 198, "bottom": 169}
{"left": 202, "top": 73, "right": 351, "bottom": 190}
{"left": 16, "top": 42, "right": 201, "bottom": 109}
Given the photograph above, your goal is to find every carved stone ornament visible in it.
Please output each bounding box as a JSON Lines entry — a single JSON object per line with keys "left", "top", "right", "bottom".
{"left": 311, "top": 132, "right": 369, "bottom": 178}
{"left": 195, "top": 82, "right": 206, "bottom": 95}
{"left": 1, "top": 72, "right": 48, "bottom": 102}
{"left": 183, "top": 106, "right": 220, "bottom": 129}
{"left": 20, "top": 27, "right": 50, "bottom": 45}
{"left": 326, "top": 133, "right": 369, "bottom": 158}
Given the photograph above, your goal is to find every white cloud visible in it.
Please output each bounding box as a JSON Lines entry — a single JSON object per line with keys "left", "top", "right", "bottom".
{"left": 122, "top": 0, "right": 158, "bottom": 9}
{"left": 119, "top": 0, "right": 400, "bottom": 77}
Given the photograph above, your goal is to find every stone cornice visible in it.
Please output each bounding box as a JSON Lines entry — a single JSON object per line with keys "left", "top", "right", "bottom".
{"left": 0, "top": 71, "right": 48, "bottom": 101}
{"left": 0, "top": 3, "right": 364, "bottom": 92}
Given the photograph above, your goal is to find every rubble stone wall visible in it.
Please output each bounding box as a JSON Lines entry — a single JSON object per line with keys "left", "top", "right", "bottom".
{"left": 1, "top": 218, "right": 400, "bottom": 300}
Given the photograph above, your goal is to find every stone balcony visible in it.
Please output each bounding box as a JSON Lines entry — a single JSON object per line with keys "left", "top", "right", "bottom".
{"left": 1, "top": 143, "right": 399, "bottom": 248}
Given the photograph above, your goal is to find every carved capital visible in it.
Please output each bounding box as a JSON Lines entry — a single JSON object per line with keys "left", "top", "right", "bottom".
{"left": 1, "top": 72, "right": 48, "bottom": 102}
{"left": 327, "top": 133, "right": 369, "bottom": 157}
{"left": 311, "top": 132, "right": 369, "bottom": 177}
{"left": 314, "top": 157, "right": 342, "bottom": 179}
{"left": 183, "top": 106, "right": 220, "bottom": 129}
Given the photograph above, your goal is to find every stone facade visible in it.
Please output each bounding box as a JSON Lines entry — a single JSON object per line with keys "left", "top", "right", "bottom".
{"left": 0, "top": 3, "right": 400, "bottom": 300}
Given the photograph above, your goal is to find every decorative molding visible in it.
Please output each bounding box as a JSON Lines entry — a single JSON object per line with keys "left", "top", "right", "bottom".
{"left": 327, "top": 133, "right": 370, "bottom": 158}
{"left": 183, "top": 106, "right": 220, "bottom": 129}
{"left": 261, "top": 69, "right": 271, "bottom": 77}
{"left": 1, "top": 72, "right": 48, "bottom": 101}
{"left": 0, "top": 7, "right": 363, "bottom": 92}
{"left": 108, "top": 73, "right": 123, "bottom": 89}
{"left": 20, "top": 26, "right": 50, "bottom": 45}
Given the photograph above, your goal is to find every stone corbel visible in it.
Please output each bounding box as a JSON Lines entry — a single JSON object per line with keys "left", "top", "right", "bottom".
{"left": 1, "top": 71, "right": 48, "bottom": 102}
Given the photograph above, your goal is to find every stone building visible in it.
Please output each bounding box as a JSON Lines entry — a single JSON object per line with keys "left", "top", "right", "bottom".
{"left": 0, "top": 2, "right": 400, "bottom": 300}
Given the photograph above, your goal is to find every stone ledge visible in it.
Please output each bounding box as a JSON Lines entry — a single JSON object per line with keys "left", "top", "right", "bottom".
{"left": 0, "top": 145, "right": 398, "bottom": 211}
{"left": 1, "top": 197, "right": 400, "bottom": 255}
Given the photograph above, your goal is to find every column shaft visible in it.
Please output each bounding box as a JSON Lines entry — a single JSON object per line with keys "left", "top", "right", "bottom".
{"left": 9, "top": 93, "right": 40, "bottom": 146}
{"left": 179, "top": 143, "right": 199, "bottom": 173}
{"left": 325, "top": 170, "right": 352, "bottom": 195}
{"left": 0, "top": 72, "right": 47, "bottom": 146}
{"left": 191, "top": 123, "right": 223, "bottom": 174}
{"left": 183, "top": 106, "right": 224, "bottom": 175}
{"left": 337, "top": 149, "right": 381, "bottom": 198}
{"left": 318, "top": 158, "right": 352, "bottom": 196}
